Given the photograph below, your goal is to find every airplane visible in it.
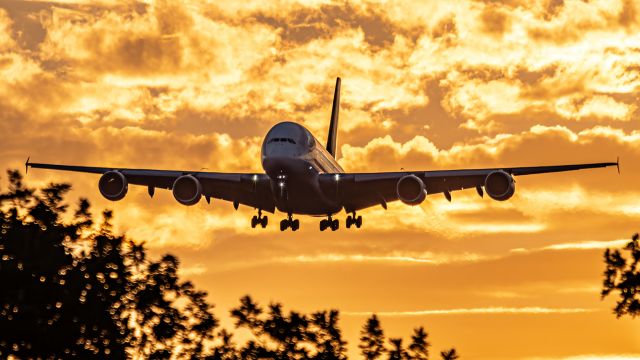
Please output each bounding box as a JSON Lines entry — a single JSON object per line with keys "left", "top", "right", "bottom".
{"left": 26, "top": 78, "right": 619, "bottom": 232}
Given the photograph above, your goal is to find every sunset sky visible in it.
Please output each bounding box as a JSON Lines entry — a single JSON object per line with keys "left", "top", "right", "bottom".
{"left": 1, "top": 0, "right": 640, "bottom": 358}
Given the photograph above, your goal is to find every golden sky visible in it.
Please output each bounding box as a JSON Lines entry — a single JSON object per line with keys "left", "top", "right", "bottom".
{"left": 2, "top": 0, "right": 640, "bottom": 358}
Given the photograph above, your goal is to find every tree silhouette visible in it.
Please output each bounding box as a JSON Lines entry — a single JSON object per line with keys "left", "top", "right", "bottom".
{"left": 0, "top": 170, "right": 218, "bottom": 358}
{"left": 602, "top": 233, "right": 640, "bottom": 318}
{"left": 230, "top": 295, "right": 348, "bottom": 359}
{"left": 440, "top": 348, "right": 459, "bottom": 360}
{"left": 359, "top": 314, "right": 386, "bottom": 359}
{"left": 387, "top": 338, "right": 407, "bottom": 360}
{"left": 407, "top": 327, "right": 430, "bottom": 360}
{"left": 0, "top": 170, "right": 460, "bottom": 359}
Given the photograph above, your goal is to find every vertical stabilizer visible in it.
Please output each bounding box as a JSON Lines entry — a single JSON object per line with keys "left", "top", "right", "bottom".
{"left": 326, "top": 77, "right": 340, "bottom": 157}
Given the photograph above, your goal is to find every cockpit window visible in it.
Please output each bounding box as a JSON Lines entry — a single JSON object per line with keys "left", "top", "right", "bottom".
{"left": 268, "top": 138, "right": 296, "bottom": 144}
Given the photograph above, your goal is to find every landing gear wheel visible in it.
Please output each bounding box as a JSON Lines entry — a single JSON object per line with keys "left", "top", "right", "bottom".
{"left": 331, "top": 219, "right": 339, "bottom": 231}
{"left": 252, "top": 210, "right": 268, "bottom": 229}
{"left": 280, "top": 219, "right": 289, "bottom": 231}
{"left": 280, "top": 213, "right": 298, "bottom": 231}
{"left": 346, "top": 213, "right": 361, "bottom": 229}
{"left": 320, "top": 219, "right": 328, "bottom": 231}
{"left": 346, "top": 215, "right": 353, "bottom": 229}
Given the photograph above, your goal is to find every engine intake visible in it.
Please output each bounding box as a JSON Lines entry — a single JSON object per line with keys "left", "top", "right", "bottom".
{"left": 172, "top": 175, "right": 203, "bottom": 206}
{"left": 484, "top": 170, "right": 515, "bottom": 201}
{"left": 99, "top": 171, "right": 128, "bottom": 201}
{"left": 396, "top": 174, "right": 427, "bottom": 206}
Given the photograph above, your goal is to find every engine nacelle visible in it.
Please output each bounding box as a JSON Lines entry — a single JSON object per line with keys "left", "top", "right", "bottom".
{"left": 98, "top": 171, "right": 128, "bottom": 201}
{"left": 396, "top": 174, "right": 427, "bottom": 206}
{"left": 172, "top": 175, "right": 203, "bottom": 206}
{"left": 484, "top": 170, "right": 515, "bottom": 201}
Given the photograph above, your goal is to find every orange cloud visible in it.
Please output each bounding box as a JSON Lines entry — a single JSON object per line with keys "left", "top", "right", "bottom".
{"left": 2, "top": 1, "right": 640, "bottom": 359}
{"left": 343, "top": 306, "right": 596, "bottom": 317}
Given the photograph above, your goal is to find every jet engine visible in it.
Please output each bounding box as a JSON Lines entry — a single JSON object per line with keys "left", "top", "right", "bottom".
{"left": 172, "top": 175, "right": 203, "bottom": 206}
{"left": 98, "top": 171, "right": 128, "bottom": 201}
{"left": 396, "top": 174, "right": 427, "bottom": 205}
{"left": 484, "top": 170, "right": 515, "bottom": 201}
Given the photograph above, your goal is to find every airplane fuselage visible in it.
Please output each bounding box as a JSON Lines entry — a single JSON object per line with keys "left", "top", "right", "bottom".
{"left": 261, "top": 121, "right": 343, "bottom": 216}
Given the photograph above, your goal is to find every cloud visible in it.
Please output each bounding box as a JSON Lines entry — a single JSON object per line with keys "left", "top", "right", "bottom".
{"left": 0, "top": 8, "right": 16, "bottom": 51}
{"left": 340, "top": 124, "right": 638, "bottom": 184}
{"left": 2, "top": 2, "right": 640, "bottom": 358}
{"left": 177, "top": 263, "right": 207, "bottom": 276}
{"left": 343, "top": 306, "right": 597, "bottom": 317}
{"left": 525, "top": 355, "right": 640, "bottom": 360}
{"left": 511, "top": 239, "right": 630, "bottom": 253}
{"left": 555, "top": 95, "right": 637, "bottom": 122}
{"left": 279, "top": 251, "right": 494, "bottom": 265}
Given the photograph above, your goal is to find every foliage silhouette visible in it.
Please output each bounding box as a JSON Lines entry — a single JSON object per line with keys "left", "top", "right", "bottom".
{"left": 230, "top": 295, "right": 348, "bottom": 359}
{"left": 359, "top": 314, "right": 386, "bottom": 359}
{"left": 0, "top": 170, "right": 460, "bottom": 359}
{"left": 602, "top": 233, "right": 640, "bottom": 318}
{"left": 0, "top": 170, "right": 217, "bottom": 359}
{"left": 387, "top": 338, "right": 408, "bottom": 360}
{"left": 407, "top": 327, "right": 430, "bottom": 360}
{"left": 440, "top": 348, "right": 459, "bottom": 360}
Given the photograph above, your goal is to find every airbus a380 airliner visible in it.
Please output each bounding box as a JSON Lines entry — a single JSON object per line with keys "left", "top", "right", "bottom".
{"left": 27, "top": 78, "right": 619, "bottom": 231}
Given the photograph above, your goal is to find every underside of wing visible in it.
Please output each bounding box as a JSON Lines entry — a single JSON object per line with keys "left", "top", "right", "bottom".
{"left": 26, "top": 161, "right": 276, "bottom": 212}
{"left": 322, "top": 160, "right": 618, "bottom": 213}
{"left": 319, "top": 172, "right": 484, "bottom": 213}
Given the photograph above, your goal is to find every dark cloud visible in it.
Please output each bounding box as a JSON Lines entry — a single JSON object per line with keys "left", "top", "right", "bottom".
{"left": 1, "top": 2, "right": 639, "bottom": 358}
{"left": 544, "top": 0, "right": 565, "bottom": 20}
{"left": 249, "top": 3, "right": 421, "bottom": 50}
{"left": 480, "top": 4, "right": 511, "bottom": 36}
{"left": 618, "top": 0, "right": 639, "bottom": 27}
{"left": 527, "top": 0, "right": 640, "bottom": 44}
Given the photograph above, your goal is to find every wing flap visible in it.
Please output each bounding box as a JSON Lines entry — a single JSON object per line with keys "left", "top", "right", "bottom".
{"left": 26, "top": 161, "right": 275, "bottom": 212}
{"left": 327, "top": 160, "right": 617, "bottom": 212}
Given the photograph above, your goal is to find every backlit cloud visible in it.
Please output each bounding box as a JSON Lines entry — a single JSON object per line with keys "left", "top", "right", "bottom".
{"left": 526, "top": 355, "right": 640, "bottom": 360}
{"left": 343, "top": 306, "right": 596, "bottom": 317}
{"left": 511, "top": 239, "right": 630, "bottom": 253}
{"left": 2, "top": 1, "right": 639, "bottom": 358}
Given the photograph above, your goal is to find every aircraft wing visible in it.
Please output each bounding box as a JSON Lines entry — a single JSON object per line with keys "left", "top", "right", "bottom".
{"left": 25, "top": 161, "right": 276, "bottom": 212}
{"left": 320, "top": 161, "right": 619, "bottom": 213}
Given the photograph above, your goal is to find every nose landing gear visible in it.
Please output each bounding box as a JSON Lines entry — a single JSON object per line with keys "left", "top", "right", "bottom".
{"left": 346, "top": 213, "right": 362, "bottom": 229}
{"left": 280, "top": 213, "right": 300, "bottom": 231}
{"left": 320, "top": 216, "right": 339, "bottom": 231}
{"left": 251, "top": 210, "right": 268, "bottom": 229}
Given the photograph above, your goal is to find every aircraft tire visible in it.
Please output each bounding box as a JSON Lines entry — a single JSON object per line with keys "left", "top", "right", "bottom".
{"left": 320, "top": 219, "right": 328, "bottom": 231}
{"left": 280, "top": 219, "right": 289, "bottom": 231}
{"left": 331, "top": 219, "right": 339, "bottom": 231}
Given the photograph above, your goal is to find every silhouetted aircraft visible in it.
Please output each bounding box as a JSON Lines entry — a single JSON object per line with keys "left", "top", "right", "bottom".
{"left": 26, "top": 78, "right": 619, "bottom": 231}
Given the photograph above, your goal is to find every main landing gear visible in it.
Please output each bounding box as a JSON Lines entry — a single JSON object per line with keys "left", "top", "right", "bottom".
{"left": 251, "top": 210, "right": 268, "bottom": 229}
{"left": 346, "top": 213, "right": 362, "bottom": 229}
{"left": 319, "top": 216, "right": 339, "bottom": 232}
{"left": 280, "top": 213, "right": 300, "bottom": 231}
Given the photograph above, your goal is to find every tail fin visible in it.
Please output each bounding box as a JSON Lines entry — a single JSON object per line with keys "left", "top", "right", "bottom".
{"left": 326, "top": 77, "right": 340, "bottom": 157}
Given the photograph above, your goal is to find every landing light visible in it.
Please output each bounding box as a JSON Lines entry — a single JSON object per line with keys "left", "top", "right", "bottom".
{"left": 252, "top": 174, "right": 258, "bottom": 181}
{"left": 334, "top": 174, "right": 340, "bottom": 181}
{"left": 279, "top": 182, "right": 285, "bottom": 188}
